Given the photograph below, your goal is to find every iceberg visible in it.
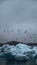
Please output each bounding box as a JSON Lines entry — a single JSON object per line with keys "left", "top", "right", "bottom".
{"left": 0, "top": 43, "right": 37, "bottom": 61}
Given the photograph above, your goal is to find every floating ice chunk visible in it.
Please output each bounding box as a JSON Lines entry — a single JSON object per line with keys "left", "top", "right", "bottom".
{"left": 33, "top": 47, "right": 37, "bottom": 54}
{"left": 10, "top": 43, "right": 32, "bottom": 55}
{"left": 10, "top": 43, "right": 37, "bottom": 60}
{"left": 2, "top": 44, "right": 9, "bottom": 50}
{"left": 32, "top": 47, "right": 37, "bottom": 57}
{"left": 10, "top": 43, "right": 34, "bottom": 60}
{"left": 2, "top": 44, "right": 11, "bottom": 53}
{"left": 0, "top": 43, "right": 37, "bottom": 61}
{"left": 0, "top": 47, "right": 4, "bottom": 56}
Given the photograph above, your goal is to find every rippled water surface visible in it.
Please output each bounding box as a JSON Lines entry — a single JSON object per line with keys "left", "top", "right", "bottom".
{"left": 0, "top": 58, "right": 37, "bottom": 65}
{"left": 7, "top": 61, "right": 37, "bottom": 65}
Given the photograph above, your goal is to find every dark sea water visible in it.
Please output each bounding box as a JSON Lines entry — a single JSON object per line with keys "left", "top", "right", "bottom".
{"left": 7, "top": 61, "right": 37, "bottom": 65}
{"left": 0, "top": 58, "right": 37, "bottom": 65}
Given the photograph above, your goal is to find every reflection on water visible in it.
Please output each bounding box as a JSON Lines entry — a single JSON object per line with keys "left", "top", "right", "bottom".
{"left": 0, "top": 58, "right": 37, "bottom": 65}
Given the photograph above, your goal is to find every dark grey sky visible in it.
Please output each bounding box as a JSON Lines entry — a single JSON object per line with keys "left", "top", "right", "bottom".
{"left": 0, "top": 0, "right": 37, "bottom": 24}
{"left": 0, "top": 0, "right": 37, "bottom": 43}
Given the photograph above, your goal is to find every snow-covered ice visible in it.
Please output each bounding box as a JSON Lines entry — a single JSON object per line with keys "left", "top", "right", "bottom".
{"left": 0, "top": 43, "right": 37, "bottom": 61}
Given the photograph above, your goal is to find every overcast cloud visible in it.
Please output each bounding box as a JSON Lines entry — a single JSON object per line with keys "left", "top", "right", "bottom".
{"left": 0, "top": 0, "right": 37, "bottom": 43}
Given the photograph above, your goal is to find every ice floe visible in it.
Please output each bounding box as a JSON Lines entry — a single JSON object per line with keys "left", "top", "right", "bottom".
{"left": 0, "top": 43, "right": 37, "bottom": 61}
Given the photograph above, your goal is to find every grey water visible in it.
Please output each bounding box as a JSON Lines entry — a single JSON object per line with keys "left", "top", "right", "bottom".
{"left": 7, "top": 61, "right": 37, "bottom": 65}
{"left": 0, "top": 58, "right": 37, "bottom": 65}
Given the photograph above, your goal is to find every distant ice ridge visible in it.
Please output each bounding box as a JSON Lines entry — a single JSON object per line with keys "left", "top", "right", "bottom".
{"left": 0, "top": 43, "right": 37, "bottom": 61}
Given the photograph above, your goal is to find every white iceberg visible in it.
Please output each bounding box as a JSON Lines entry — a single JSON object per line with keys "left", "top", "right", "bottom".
{"left": 0, "top": 43, "right": 37, "bottom": 61}
{"left": 10, "top": 43, "right": 36, "bottom": 60}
